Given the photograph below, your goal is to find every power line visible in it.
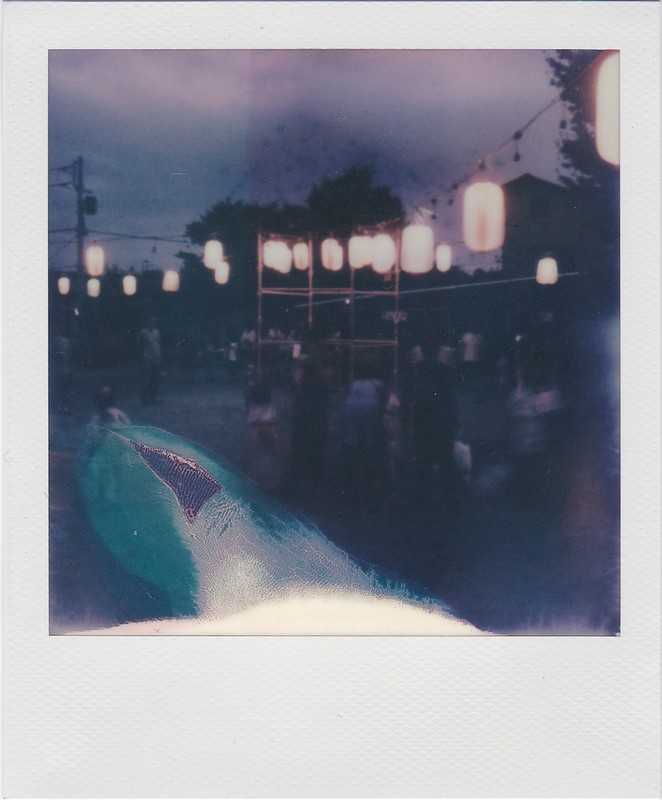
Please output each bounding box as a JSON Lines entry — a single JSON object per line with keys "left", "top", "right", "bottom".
{"left": 87, "top": 229, "right": 190, "bottom": 244}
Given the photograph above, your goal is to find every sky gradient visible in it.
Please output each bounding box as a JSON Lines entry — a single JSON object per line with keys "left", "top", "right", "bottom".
{"left": 49, "top": 49, "right": 567, "bottom": 273}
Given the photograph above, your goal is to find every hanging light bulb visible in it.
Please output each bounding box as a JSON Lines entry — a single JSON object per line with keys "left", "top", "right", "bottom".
{"left": 596, "top": 52, "right": 620, "bottom": 166}
{"left": 214, "top": 260, "right": 230, "bottom": 285}
{"left": 57, "top": 276, "right": 71, "bottom": 295}
{"left": 123, "top": 274, "right": 137, "bottom": 296}
{"left": 321, "top": 238, "right": 343, "bottom": 271}
{"left": 87, "top": 278, "right": 100, "bottom": 298}
{"left": 463, "top": 182, "right": 505, "bottom": 252}
{"left": 371, "top": 233, "right": 396, "bottom": 274}
{"left": 435, "top": 244, "right": 452, "bottom": 272}
{"left": 348, "top": 235, "right": 373, "bottom": 269}
{"left": 85, "top": 243, "right": 105, "bottom": 277}
{"left": 292, "top": 242, "right": 309, "bottom": 271}
{"left": 162, "top": 270, "right": 180, "bottom": 292}
{"left": 536, "top": 256, "right": 558, "bottom": 285}
{"left": 203, "top": 239, "right": 224, "bottom": 269}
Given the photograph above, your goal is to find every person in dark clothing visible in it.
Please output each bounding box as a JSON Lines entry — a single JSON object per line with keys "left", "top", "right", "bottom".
{"left": 290, "top": 355, "right": 330, "bottom": 496}
{"left": 409, "top": 340, "right": 459, "bottom": 507}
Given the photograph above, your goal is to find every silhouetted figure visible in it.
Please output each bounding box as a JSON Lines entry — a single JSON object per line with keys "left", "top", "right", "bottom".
{"left": 338, "top": 363, "right": 390, "bottom": 508}
{"left": 51, "top": 329, "right": 73, "bottom": 413}
{"left": 137, "top": 316, "right": 162, "bottom": 406}
{"left": 290, "top": 356, "right": 330, "bottom": 496}
{"left": 244, "top": 382, "right": 286, "bottom": 494}
{"left": 410, "top": 340, "right": 458, "bottom": 507}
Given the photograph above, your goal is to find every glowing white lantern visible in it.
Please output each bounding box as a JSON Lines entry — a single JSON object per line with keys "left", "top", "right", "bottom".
{"left": 203, "top": 239, "right": 224, "bottom": 269}
{"left": 321, "top": 238, "right": 343, "bottom": 271}
{"left": 162, "top": 269, "right": 180, "bottom": 292}
{"left": 596, "top": 52, "right": 620, "bottom": 166}
{"left": 87, "top": 278, "right": 100, "bottom": 298}
{"left": 348, "top": 235, "right": 373, "bottom": 269}
{"left": 436, "top": 244, "right": 452, "bottom": 272}
{"left": 57, "top": 276, "right": 71, "bottom": 295}
{"left": 292, "top": 242, "right": 309, "bottom": 271}
{"left": 371, "top": 233, "right": 396, "bottom": 274}
{"left": 263, "top": 241, "right": 292, "bottom": 274}
{"left": 401, "top": 225, "right": 434, "bottom": 274}
{"left": 536, "top": 256, "right": 558, "bottom": 285}
{"left": 463, "top": 182, "right": 505, "bottom": 252}
{"left": 85, "top": 244, "right": 105, "bottom": 277}
{"left": 214, "top": 260, "right": 230, "bottom": 285}
{"left": 123, "top": 274, "right": 137, "bottom": 296}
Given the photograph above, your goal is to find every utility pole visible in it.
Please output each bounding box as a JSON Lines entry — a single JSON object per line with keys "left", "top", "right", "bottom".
{"left": 72, "top": 156, "right": 87, "bottom": 274}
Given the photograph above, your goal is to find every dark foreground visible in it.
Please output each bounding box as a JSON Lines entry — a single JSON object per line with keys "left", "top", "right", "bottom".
{"left": 49, "top": 357, "right": 619, "bottom": 635}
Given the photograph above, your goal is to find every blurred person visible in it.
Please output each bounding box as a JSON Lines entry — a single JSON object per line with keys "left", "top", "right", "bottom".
{"left": 290, "top": 354, "right": 330, "bottom": 497}
{"left": 409, "top": 339, "right": 459, "bottom": 507}
{"left": 244, "top": 381, "right": 286, "bottom": 494}
{"left": 338, "top": 359, "right": 390, "bottom": 508}
{"left": 51, "top": 328, "right": 73, "bottom": 414}
{"left": 137, "top": 316, "right": 162, "bottom": 406}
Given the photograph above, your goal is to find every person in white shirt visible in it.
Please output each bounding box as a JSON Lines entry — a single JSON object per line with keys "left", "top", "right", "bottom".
{"left": 137, "top": 316, "right": 162, "bottom": 406}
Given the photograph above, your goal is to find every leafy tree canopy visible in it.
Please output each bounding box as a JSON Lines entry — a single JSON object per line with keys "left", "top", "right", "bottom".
{"left": 547, "top": 49, "right": 620, "bottom": 191}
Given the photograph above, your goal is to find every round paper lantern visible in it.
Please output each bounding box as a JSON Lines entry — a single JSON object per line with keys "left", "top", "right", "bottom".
{"left": 463, "top": 182, "right": 505, "bottom": 252}
{"left": 321, "top": 238, "right": 343, "bottom": 271}
{"left": 85, "top": 244, "right": 105, "bottom": 277}
{"left": 371, "top": 233, "right": 396, "bottom": 274}
{"left": 596, "top": 52, "right": 620, "bottom": 166}
{"left": 436, "top": 244, "right": 452, "bottom": 272}
{"left": 87, "top": 278, "right": 100, "bottom": 298}
{"left": 401, "top": 225, "right": 434, "bottom": 274}
{"left": 263, "top": 241, "right": 292, "bottom": 274}
{"left": 348, "top": 235, "right": 373, "bottom": 269}
{"left": 122, "top": 274, "right": 137, "bottom": 296}
{"left": 57, "top": 276, "right": 71, "bottom": 295}
{"left": 203, "top": 239, "right": 224, "bottom": 269}
{"left": 214, "top": 260, "right": 230, "bottom": 285}
{"left": 162, "top": 269, "right": 180, "bottom": 292}
{"left": 293, "top": 242, "right": 309, "bottom": 271}
{"left": 536, "top": 256, "right": 558, "bottom": 285}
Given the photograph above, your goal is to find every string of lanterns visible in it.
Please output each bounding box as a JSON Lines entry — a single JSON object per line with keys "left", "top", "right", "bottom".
{"left": 56, "top": 51, "right": 617, "bottom": 298}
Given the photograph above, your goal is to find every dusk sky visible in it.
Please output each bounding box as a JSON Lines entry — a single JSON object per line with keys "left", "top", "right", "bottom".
{"left": 49, "top": 49, "right": 568, "bottom": 274}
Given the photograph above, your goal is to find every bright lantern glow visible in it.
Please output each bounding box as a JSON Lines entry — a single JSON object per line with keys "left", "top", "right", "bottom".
{"left": 85, "top": 244, "right": 105, "bottom": 277}
{"left": 263, "top": 241, "right": 292, "bottom": 274}
{"left": 596, "top": 52, "right": 620, "bottom": 166}
{"left": 162, "top": 270, "right": 180, "bottom": 292}
{"left": 292, "top": 242, "right": 309, "bottom": 271}
{"left": 348, "top": 235, "right": 373, "bottom": 269}
{"left": 87, "top": 278, "right": 100, "bottom": 297}
{"left": 321, "top": 238, "right": 343, "bottom": 271}
{"left": 436, "top": 244, "right": 452, "bottom": 272}
{"left": 401, "top": 225, "right": 434, "bottom": 274}
{"left": 463, "top": 182, "right": 505, "bottom": 252}
{"left": 214, "top": 260, "right": 230, "bottom": 285}
{"left": 371, "top": 234, "right": 396, "bottom": 274}
{"left": 57, "top": 276, "right": 71, "bottom": 295}
{"left": 123, "top": 274, "right": 137, "bottom": 296}
{"left": 203, "top": 240, "right": 224, "bottom": 269}
{"left": 536, "top": 256, "right": 558, "bottom": 285}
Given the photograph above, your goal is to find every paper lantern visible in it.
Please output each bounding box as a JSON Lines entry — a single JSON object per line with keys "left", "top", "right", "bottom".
{"left": 348, "top": 235, "right": 373, "bottom": 269}
{"left": 596, "top": 52, "right": 620, "bottom": 166}
{"left": 214, "top": 260, "right": 230, "bottom": 285}
{"left": 293, "top": 242, "right": 309, "bottom": 271}
{"left": 463, "top": 182, "right": 505, "bottom": 252}
{"left": 401, "top": 225, "right": 434, "bottom": 274}
{"left": 536, "top": 256, "right": 558, "bottom": 285}
{"left": 321, "top": 238, "right": 343, "bottom": 271}
{"left": 263, "top": 241, "right": 292, "bottom": 274}
{"left": 203, "top": 239, "right": 224, "bottom": 269}
{"left": 87, "top": 278, "right": 100, "bottom": 298}
{"left": 371, "top": 234, "right": 396, "bottom": 274}
{"left": 436, "top": 244, "right": 452, "bottom": 272}
{"left": 162, "top": 269, "right": 180, "bottom": 292}
{"left": 122, "top": 274, "right": 137, "bottom": 296}
{"left": 57, "top": 276, "right": 70, "bottom": 295}
{"left": 85, "top": 244, "right": 105, "bottom": 277}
